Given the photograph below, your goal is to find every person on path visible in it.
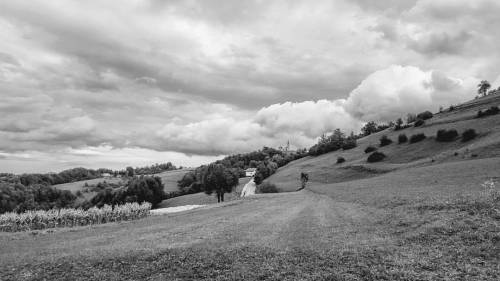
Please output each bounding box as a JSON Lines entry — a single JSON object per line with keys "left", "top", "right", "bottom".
{"left": 298, "top": 172, "right": 309, "bottom": 191}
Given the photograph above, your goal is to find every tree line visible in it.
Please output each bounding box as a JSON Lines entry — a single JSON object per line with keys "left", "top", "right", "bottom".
{"left": 176, "top": 147, "right": 308, "bottom": 199}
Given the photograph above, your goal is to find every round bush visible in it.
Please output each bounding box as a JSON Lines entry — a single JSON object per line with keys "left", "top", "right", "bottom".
{"left": 409, "top": 133, "right": 426, "bottom": 143}
{"left": 367, "top": 151, "right": 386, "bottom": 163}
{"left": 417, "top": 111, "right": 433, "bottom": 120}
{"left": 436, "top": 129, "right": 458, "bottom": 142}
{"left": 379, "top": 135, "right": 393, "bottom": 147}
{"left": 364, "top": 146, "right": 377, "bottom": 153}
{"left": 398, "top": 134, "right": 408, "bottom": 144}
{"left": 462, "top": 129, "right": 478, "bottom": 142}
{"left": 336, "top": 157, "right": 346, "bottom": 164}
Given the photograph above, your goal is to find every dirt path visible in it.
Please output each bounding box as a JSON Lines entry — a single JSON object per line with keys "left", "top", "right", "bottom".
{"left": 0, "top": 189, "right": 390, "bottom": 268}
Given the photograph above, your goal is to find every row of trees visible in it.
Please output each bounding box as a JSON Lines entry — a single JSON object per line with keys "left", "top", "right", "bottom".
{"left": 0, "top": 182, "right": 76, "bottom": 214}
{"left": 308, "top": 129, "right": 358, "bottom": 156}
{"left": 88, "top": 176, "right": 165, "bottom": 208}
{"left": 0, "top": 162, "right": 179, "bottom": 188}
{"left": 123, "top": 162, "right": 177, "bottom": 177}
{"left": 1, "top": 175, "right": 169, "bottom": 214}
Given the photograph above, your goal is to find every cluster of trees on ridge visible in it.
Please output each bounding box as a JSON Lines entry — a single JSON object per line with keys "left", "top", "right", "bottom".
{"left": 0, "top": 162, "right": 178, "bottom": 188}
{"left": 176, "top": 147, "right": 308, "bottom": 199}
{"left": 305, "top": 111, "right": 426, "bottom": 157}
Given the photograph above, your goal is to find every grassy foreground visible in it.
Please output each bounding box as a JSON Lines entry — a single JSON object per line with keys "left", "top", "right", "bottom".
{"left": 1, "top": 179, "right": 499, "bottom": 280}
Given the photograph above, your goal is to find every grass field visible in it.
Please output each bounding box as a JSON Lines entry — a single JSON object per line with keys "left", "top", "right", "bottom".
{"left": 54, "top": 169, "right": 192, "bottom": 195}
{"left": 2, "top": 95, "right": 500, "bottom": 280}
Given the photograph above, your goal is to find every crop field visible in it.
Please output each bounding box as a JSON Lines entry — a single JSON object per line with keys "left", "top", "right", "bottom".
{"left": 0, "top": 202, "right": 151, "bottom": 232}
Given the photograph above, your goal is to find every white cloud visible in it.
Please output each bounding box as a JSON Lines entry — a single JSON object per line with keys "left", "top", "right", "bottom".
{"left": 1, "top": 0, "right": 499, "bottom": 172}
{"left": 344, "top": 65, "right": 477, "bottom": 122}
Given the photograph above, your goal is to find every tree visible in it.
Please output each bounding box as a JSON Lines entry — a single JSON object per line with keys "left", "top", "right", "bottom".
{"left": 478, "top": 80, "right": 491, "bottom": 97}
{"left": 361, "top": 121, "right": 378, "bottom": 136}
{"left": 406, "top": 113, "right": 417, "bottom": 124}
{"left": 201, "top": 164, "right": 239, "bottom": 203}
{"left": 395, "top": 118, "right": 403, "bottom": 130}
{"left": 126, "top": 166, "right": 135, "bottom": 177}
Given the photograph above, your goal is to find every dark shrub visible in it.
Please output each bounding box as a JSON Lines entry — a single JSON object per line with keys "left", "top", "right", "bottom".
{"left": 342, "top": 139, "right": 357, "bottom": 150}
{"left": 436, "top": 129, "right": 458, "bottom": 142}
{"left": 364, "top": 146, "right": 377, "bottom": 153}
{"left": 398, "top": 134, "right": 408, "bottom": 144}
{"left": 414, "top": 119, "right": 425, "bottom": 127}
{"left": 379, "top": 135, "right": 393, "bottom": 147}
{"left": 417, "top": 111, "right": 433, "bottom": 120}
{"left": 367, "top": 152, "right": 386, "bottom": 163}
{"left": 477, "top": 106, "right": 500, "bottom": 118}
{"left": 258, "top": 182, "right": 279, "bottom": 193}
{"left": 336, "top": 157, "right": 346, "bottom": 164}
{"left": 462, "top": 129, "right": 478, "bottom": 142}
{"left": 409, "top": 133, "right": 426, "bottom": 143}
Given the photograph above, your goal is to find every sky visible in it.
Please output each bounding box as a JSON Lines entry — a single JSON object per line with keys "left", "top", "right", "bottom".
{"left": 1, "top": 0, "right": 500, "bottom": 173}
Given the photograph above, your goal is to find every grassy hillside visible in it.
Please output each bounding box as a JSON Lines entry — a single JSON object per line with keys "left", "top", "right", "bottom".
{"left": 2, "top": 94, "right": 500, "bottom": 280}
{"left": 266, "top": 93, "right": 500, "bottom": 192}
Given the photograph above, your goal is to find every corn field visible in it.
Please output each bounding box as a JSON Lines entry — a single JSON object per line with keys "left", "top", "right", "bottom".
{"left": 0, "top": 202, "right": 151, "bottom": 232}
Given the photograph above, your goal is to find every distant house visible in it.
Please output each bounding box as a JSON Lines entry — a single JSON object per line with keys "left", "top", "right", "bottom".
{"left": 245, "top": 168, "right": 257, "bottom": 177}
{"left": 101, "top": 173, "right": 112, "bottom": 178}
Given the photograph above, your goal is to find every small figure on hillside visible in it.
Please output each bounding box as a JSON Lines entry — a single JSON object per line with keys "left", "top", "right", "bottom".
{"left": 298, "top": 172, "right": 309, "bottom": 191}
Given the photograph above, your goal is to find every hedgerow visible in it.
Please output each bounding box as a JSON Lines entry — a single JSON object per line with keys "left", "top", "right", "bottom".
{"left": 436, "top": 129, "right": 458, "bottom": 142}
{"left": 409, "top": 133, "right": 426, "bottom": 143}
{"left": 462, "top": 129, "right": 478, "bottom": 142}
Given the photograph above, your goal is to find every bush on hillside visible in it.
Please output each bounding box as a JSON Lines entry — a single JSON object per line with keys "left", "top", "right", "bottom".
{"left": 462, "top": 129, "right": 478, "bottom": 142}
{"left": 364, "top": 146, "right": 377, "bottom": 153}
{"left": 436, "top": 129, "right": 459, "bottom": 142}
{"left": 379, "top": 135, "right": 393, "bottom": 147}
{"left": 417, "top": 111, "right": 433, "bottom": 120}
{"left": 477, "top": 106, "right": 500, "bottom": 118}
{"left": 257, "top": 182, "right": 279, "bottom": 193}
{"left": 336, "top": 157, "right": 346, "bottom": 164}
{"left": 367, "top": 152, "right": 386, "bottom": 163}
{"left": 398, "top": 134, "right": 408, "bottom": 144}
{"left": 414, "top": 119, "right": 425, "bottom": 127}
{"left": 342, "top": 139, "right": 357, "bottom": 150}
{"left": 409, "top": 133, "right": 426, "bottom": 143}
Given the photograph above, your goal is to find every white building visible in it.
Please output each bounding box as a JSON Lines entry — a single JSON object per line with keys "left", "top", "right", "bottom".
{"left": 245, "top": 168, "right": 256, "bottom": 177}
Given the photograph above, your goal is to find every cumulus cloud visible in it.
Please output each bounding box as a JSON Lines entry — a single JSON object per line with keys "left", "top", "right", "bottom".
{"left": 1, "top": 0, "right": 499, "bottom": 172}
{"left": 344, "top": 65, "right": 477, "bottom": 122}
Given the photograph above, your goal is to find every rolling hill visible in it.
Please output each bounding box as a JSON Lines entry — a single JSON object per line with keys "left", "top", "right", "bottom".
{"left": 2, "top": 94, "right": 500, "bottom": 280}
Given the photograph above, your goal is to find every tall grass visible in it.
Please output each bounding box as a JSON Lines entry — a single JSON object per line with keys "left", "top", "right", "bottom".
{"left": 0, "top": 202, "right": 151, "bottom": 232}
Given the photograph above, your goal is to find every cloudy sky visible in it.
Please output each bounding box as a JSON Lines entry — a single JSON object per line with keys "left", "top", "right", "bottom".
{"left": 1, "top": 0, "right": 500, "bottom": 173}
